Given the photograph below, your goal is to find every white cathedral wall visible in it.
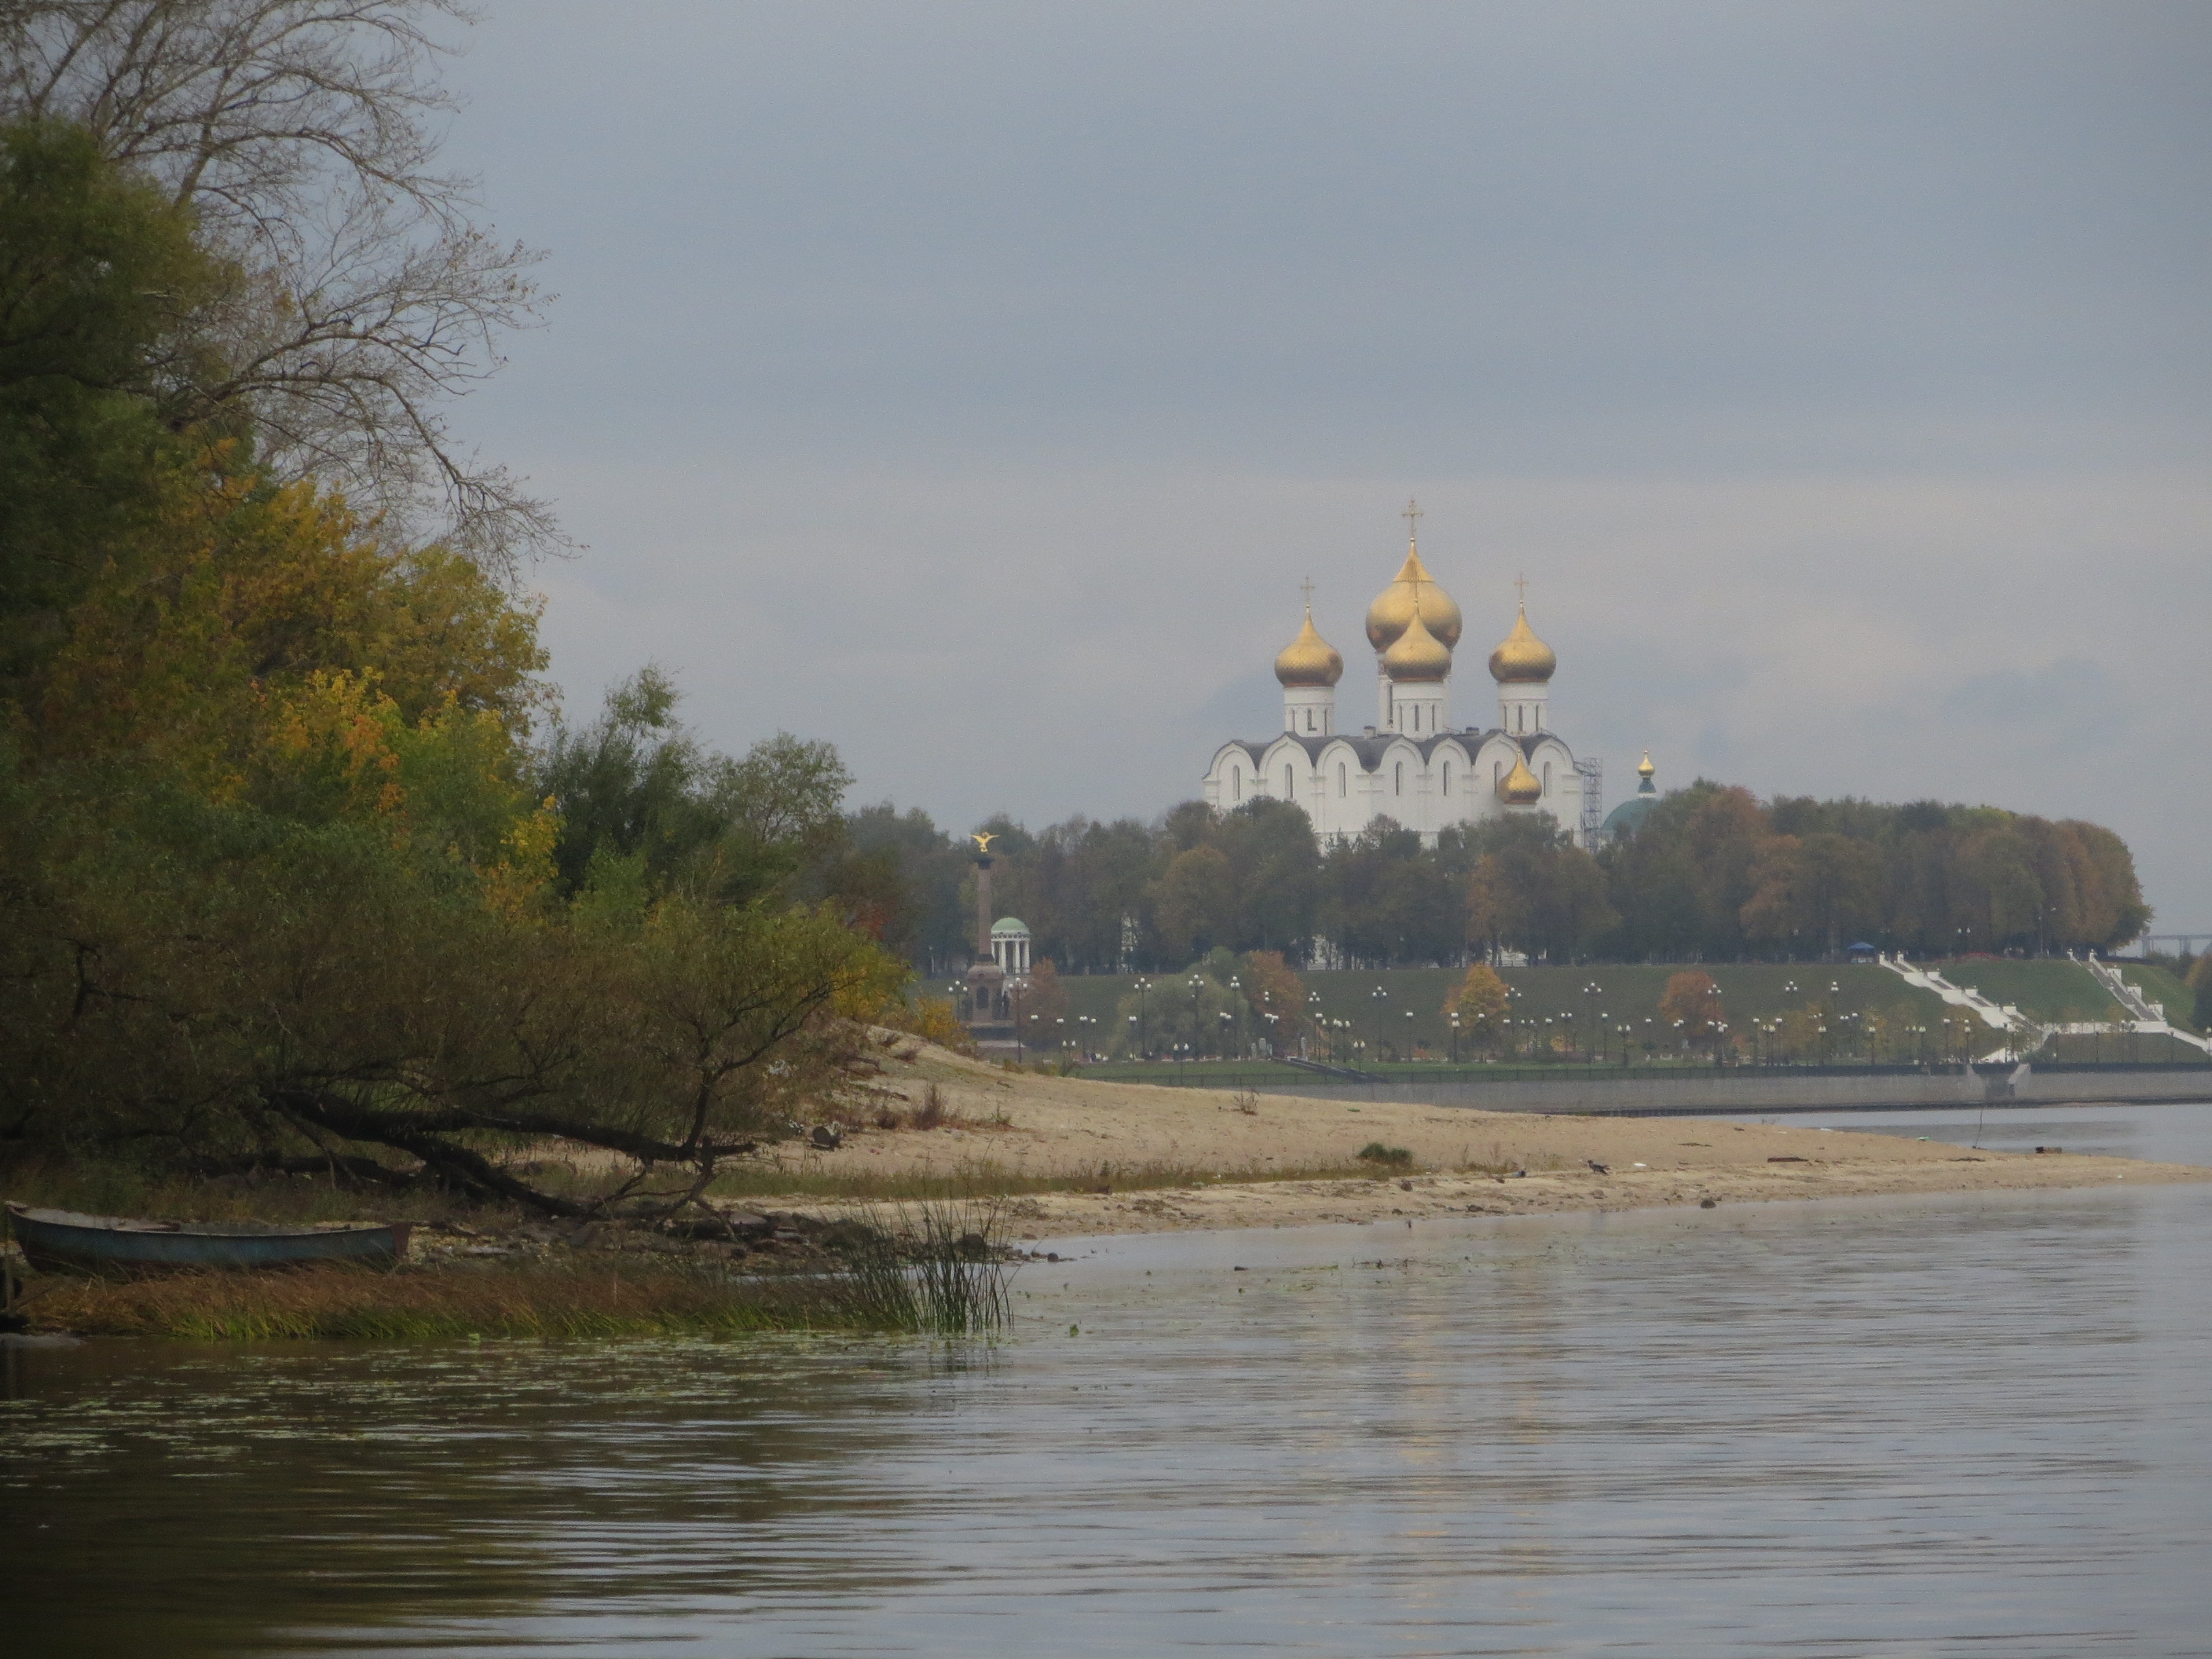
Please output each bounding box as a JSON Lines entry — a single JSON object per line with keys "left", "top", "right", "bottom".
{"left": 1210, "top": 729, "right": 1579, "bottom": 845}
{"left": 1282, "top": 684, "right": 1335, "bottom": 736}
{"left": 1388, "top": 680, "right": 1448, "bottom": 737}
{"left": 1375, "top": 738, "right": 1425, "bottom": 830}
{"left": 1498, "top": 685, "right": 1549, "bottom": 735}
{"left": 1309, "top": 739, "right": 1371, "bottom": 841}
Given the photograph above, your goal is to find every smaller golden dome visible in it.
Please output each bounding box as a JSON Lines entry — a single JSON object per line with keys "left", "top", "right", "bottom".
{"left": 1381, "top": 606, "right": 1450, "bottom": 682}
{"left": 1274, "top": 606, "right": 1343, "bottom": 687}
{"left": 1487, "top": 605, "right": 1557, "bottom": 684}
{"left": 1499, "top": 752, "right": 1543, "bottom": 805}
{"left": 1637, "top": 749, "right": 1655, "bottom": 781}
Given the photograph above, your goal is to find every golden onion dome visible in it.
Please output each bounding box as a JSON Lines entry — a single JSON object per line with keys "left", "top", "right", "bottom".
{"left": 1364, "top": 540, "right": 1463, "bottom": 654}
{"left": 1381, "top": 606, "right": 1451, "bottom": 682}
{"left": 1637, "top": 749, "right": 1656, "bottom": 784}
{"left": 1487, "top": 604, "right": 1557, "bottom": 683}
{"left": 1498, "top": 752, "right": 1543, "bottom": 805}
{"left": 1274, "top": 606, "right": 1344, "bottom": 687}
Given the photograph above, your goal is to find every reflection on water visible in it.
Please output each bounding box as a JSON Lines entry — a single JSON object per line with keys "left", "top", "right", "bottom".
{"left": 7, "top": 1107, "right": 2211, "bottom": 1658}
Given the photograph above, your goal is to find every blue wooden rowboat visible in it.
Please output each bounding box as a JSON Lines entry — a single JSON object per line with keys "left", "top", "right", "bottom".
{"left": 5, "top": 1203, "right": 412, "bottom": 1274}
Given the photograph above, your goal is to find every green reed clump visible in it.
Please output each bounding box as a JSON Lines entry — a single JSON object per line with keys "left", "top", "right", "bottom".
{"left": 826, "top": 1202, "right": 1013, "bottom": 1336}
{"left": 1356, "top": 1143, "right": 1414, "bottom": 1166}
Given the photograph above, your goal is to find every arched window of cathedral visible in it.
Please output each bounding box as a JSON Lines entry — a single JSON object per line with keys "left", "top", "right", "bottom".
{"left": 1493, "top": 761, "right": 1503, "bottom": 789}
{"left": 1393, "top": 762, "right": 1403, "bottom": 796}
{"left": 1284, "top": 764, "right": 1294, "bottom": 797}
{"left": 1542, "top": 761, "right": 1551, "bottom": 794}
{"left": 1337, "top": 763, "right": 1346, "bottom": 797}
{"left": 1232, "top": 767, "right": 1241, "bottom": 801}
{"left": 1305, "top": 709, "right": 1314, "bottom": 731}
{"left": 1443, "top": 763, "right": 1451, "bottom": 795}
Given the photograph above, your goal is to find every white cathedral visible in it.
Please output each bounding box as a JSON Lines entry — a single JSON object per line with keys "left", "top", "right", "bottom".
{"left": 1203, "top": 521, "right": 1595, "bottom": 847}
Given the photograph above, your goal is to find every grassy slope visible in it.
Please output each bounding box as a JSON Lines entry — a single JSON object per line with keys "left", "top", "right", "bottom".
{"left": 1049, "top": 959, "right": 2194, "bottom": 1057}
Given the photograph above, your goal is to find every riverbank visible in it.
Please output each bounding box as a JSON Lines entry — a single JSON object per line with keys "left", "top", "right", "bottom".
{"left": 771, "top": 1039, "right": 2212, "bottom": 1238}
{"left": 1, "top": 1206, "right": 1011, "bottom": 1340}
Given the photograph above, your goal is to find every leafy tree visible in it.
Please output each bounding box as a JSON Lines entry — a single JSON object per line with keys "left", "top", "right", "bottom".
{"left": 1443, "top": 961, "right": 1510, "bottom": 1053}
{"left": 1659, "top": 969, "right": 1725, "bottom": 1053}
{"left": 2, "top": 0, "right": 558, "bottom": 568}
{"left": 1010, "top": 958, "right": 1070, "bottom": 1049}
{"left": 1110, "top": 957, "right": 1245, "bottom": 1059}
{"left": 538, "top": 667, "right": 850, "bottom": 906}
{"left": 1150, "top": 843, "right": 1232, "bottom": 961}
{"left": 1466, "top": 816, "right": 1617, "bottom": 964}
{"left": 1740, "top": 831, "right": 1884, "bottom": 957}
{"left": 32, "top": 476, "right": 547, "bottom": 778}
{"left": 1321, "top": 819, "right": 1463, "bottom": 965}
{"left": 1214, "top": 797, "right": 1320, "bottom": 954}
{"left": 0, "top": 116, "right": 218, "bottom": 682}
{"left": 1238, "top": 948, "right": 1309, "bottom": 1051}
{"left": 845, "top": 801, "right": 969, "bottom": 971}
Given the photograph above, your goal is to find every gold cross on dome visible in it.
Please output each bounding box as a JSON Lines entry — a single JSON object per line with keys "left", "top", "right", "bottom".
{"left": 1299, "top": 576, "right": 1316, "bottom": 607}
{"left": 1403, "top": 498, "right": 1423, "bottom": 539}
{"left": 1515, "top": 572, "right": 1529, "bottom": 606}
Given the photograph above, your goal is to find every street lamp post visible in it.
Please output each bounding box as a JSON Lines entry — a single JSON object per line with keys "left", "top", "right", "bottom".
{"left": 1372, "top": 984, "right": 1389, "bottom": 1062}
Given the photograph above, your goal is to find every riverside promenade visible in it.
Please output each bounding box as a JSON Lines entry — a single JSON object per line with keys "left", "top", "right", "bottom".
{"left": 1077, "top": 1060, "right": 2212, "bottom": 1117}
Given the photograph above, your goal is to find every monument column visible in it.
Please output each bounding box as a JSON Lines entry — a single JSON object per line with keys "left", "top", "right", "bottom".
{"left": 963, "top": 833, "right": 1008, "bottom": 1032}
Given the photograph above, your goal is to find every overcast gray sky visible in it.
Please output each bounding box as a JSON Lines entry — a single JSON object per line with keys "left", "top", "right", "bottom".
{"left": 439, "top": 1, "right": 2211, "bottom": 930}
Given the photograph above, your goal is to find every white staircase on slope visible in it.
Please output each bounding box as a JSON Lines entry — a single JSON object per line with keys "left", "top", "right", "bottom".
{"left": 1877, "top": 955, "right": 2040, "bottom": 1062}
{"left": 2077, "top": 952, "right": 2212, "bottom": 1056}
{"left": 1876, "top": 952, "right": 2212, "bottom": 1060}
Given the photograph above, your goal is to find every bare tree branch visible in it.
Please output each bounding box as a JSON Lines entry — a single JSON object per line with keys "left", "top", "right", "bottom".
{"left": 0, "top": 0, "right": 566, "bottom": 576}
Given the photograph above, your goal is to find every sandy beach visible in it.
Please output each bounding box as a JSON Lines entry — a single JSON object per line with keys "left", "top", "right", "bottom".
{"left": 780, "top": 1036, "right": 2212, "bottom": 1239}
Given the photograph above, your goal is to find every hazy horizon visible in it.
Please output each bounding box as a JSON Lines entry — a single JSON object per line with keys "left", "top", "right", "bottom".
{"left": 431, "top": 2, "right": 2210, "bottom": 932}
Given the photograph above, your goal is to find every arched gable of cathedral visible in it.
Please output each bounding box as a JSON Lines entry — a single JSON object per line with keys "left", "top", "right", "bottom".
{"left": 1207, "top": 739, "right": 1269, "bottom": 808}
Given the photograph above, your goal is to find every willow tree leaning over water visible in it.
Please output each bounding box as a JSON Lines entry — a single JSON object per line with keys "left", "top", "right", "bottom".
{"left": 3, "top": 753, "right": 908, "bottom": 1218}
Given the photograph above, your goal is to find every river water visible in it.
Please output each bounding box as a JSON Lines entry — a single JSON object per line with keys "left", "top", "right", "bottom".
{"left": 6, "top": 1104, "right": 2210, "bottom": 1657}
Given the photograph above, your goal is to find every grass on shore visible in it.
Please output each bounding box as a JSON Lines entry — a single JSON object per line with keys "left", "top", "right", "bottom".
{"left": 9, "top": 1199, "right": 1013, "bottom": 1342}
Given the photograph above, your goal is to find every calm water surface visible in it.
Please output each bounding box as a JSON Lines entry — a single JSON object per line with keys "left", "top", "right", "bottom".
{"left": 5, "top": 1104, "right": 2210, "bottom": 1657}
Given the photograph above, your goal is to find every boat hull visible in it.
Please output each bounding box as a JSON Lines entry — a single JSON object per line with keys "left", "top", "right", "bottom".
{"left": 5, "top": 1204, "right": 411, "bottom": 1275}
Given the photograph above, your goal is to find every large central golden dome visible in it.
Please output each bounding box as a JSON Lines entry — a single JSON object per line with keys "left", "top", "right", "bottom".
{"left": 1365, "top": 540, "right": 1463, "bottom": 654}
{"left": 1274, "top": 606, "right": 1344, "bottom": 687}
{"left": 1487, "top": 605, "right": 1557, "bottom": 683}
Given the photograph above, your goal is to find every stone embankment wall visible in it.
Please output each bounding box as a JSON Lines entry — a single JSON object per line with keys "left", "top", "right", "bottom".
{"left": 1264, "top": 1068, "right": 2212, "bottom": 1117}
